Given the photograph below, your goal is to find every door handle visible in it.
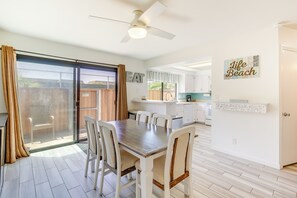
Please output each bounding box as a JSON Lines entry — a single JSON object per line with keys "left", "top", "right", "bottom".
{"left": 282, "top": 112, "right": 291, "bottom": 117}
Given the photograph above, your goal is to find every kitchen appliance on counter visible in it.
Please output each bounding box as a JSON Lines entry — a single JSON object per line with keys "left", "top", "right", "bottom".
{"left": 186, "top": 95, "right": 192, "bottom": 102}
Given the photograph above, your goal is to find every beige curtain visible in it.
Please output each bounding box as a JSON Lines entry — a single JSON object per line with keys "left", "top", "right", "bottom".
{"left": 116, "top": 64, "right": 128, "bottom": 120}
{"left": 1, "top": 45, "right": 29, "bottom": 163}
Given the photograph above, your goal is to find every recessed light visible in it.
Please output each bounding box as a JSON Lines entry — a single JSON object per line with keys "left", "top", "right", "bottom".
{"left": 188, "top": 62, "right": 212, "bottom": 68}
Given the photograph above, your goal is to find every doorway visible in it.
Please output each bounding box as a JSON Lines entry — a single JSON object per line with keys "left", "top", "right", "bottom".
{"left": 281, "top": 47, "right": 297, "bottom": 166}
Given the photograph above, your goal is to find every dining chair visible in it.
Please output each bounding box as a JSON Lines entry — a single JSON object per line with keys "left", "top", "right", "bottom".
{"left": 97, "top": 120, "right": 139, "bottom": 198}
{"left": 136, "top": 111, "right": 152, "bottom": 123}
{"left": 84, "top": 116, "right": 102, "bottom": 190}
{"left": 135, "top": 125, "right": 196, "bottom": 198}
{"left": 151, "top": 113, "right": 172, "bottom": 129}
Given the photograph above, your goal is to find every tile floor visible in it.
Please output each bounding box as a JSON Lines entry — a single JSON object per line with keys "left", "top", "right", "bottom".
{"left": 1, "top": 124, "right": 297, "bottom": 198}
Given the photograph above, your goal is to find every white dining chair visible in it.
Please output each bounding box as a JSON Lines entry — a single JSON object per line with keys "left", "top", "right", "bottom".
{"left": 136, "top": 111, "right": 152, "bottom": 124}
{"left": 135, "top": 125, "right": 196, "bottom": 198}
{"left": 84, "top": 116, "right": 102, "bottom": 190}
{"left": 151, "top": 113, "right": 172, "bottom": 129}
{"left": 97, "top": 121, "right": 139, "bottom": 198}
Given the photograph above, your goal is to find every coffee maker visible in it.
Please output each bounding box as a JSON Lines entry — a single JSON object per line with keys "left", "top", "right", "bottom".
{"left": 186, "top": 95, "right": 192, "bottom": 102}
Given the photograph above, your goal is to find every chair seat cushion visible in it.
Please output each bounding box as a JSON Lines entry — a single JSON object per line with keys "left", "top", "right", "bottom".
{"left": 120, "top": 150, "right": 139, "bottom": 172}
{"left": 135, "top": 155, "right": 166, "bottom": 185}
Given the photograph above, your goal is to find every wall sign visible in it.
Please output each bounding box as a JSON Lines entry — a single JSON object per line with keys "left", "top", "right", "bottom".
{"left": 224, "top": 55, "right": 259, "bottom": 79}
{"left": 126, "top": 71, "right": 145, "bottom": 83}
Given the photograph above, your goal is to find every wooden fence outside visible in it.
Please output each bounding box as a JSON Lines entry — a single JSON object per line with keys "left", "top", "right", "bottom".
{"left": 148, "top": 90, "right": 176, "bottom": 101}
{"left": 19, "top": 88, "right": 116, "bottom": 135}
{"left": 19, "top": 88, "right": 70, "bottom": 135}
{"left": 79, "top": 89, "right": 115, "bottom": 129}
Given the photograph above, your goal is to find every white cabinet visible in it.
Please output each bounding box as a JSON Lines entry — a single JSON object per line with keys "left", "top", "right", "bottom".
{"left": 183, "top": 105, "right": 194, "bottom": 125}
{"left": 197, "top": 104, "right": 206, "bottom": 123}
{"left": 184, "top": 75, "right": 195, "bottom": 92}
{"left": 179, "top": 73, "right": 211, "bottom": 93}
{"left": 177, "top": 103, "right": 209, "bottom": 125}
{"left": 179, "top": 74, "right": 195, "bottom": 93}
{"left": 195, "top": 75, "right": 210, "bottom": 93}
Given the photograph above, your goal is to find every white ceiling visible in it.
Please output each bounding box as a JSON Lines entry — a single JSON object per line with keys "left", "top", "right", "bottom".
{"left": 0, "top": 0, "right": 297, "bottom": 60}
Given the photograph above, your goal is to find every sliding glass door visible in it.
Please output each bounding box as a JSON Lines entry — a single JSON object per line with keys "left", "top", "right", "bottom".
{"left": 17, "top": 56, "right": 77, "bottom": 151}
{"left": 78, "top": 67, "right": 116, "bottom": 140}
{"left": 16, "top": 55, "right": 118, "bottom": 151}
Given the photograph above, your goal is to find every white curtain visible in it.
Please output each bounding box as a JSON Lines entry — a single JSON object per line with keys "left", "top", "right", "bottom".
{"left": 147, "top": 71, "right": 179, "bottom": 83}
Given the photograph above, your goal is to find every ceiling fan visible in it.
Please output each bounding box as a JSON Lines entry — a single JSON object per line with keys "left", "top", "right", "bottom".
{"left": 89, "top": 1, "right": 176, "bottom": 43}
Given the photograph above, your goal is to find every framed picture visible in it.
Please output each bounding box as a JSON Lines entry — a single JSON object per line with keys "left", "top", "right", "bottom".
{"left": 224, "top": 55, "right": 259, "bottom": 79}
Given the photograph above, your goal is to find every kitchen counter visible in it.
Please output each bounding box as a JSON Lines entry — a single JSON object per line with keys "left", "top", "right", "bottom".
{"left": 176, "top": 101, "right": 211, "bottom": 105}
{"left": 132, "top": 99, "right": 176, "bottom": 104}
{"left": 132, "top": 99, "right": 211, "bottom": 105}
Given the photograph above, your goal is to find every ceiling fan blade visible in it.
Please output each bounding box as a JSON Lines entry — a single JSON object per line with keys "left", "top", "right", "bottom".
{"left": 147, "top": 26, "right": 175, "bottom": 40}
{"left": 138, "top": 1, "right": 166, "bottom": 25}
{"left": 121, "top": 34, "right": 131, "bottom": 43}
{"left": 89, "top": 15, "right": 130, "bottom": 25}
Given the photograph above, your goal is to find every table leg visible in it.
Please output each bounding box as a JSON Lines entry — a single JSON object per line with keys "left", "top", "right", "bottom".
{"left": 140, "top": 156, "right": 154, "bottom": 198}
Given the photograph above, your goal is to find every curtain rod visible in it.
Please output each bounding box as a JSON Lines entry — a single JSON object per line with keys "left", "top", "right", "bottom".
{"left": 0, "top": 47, "right": 118, "bottom": 68}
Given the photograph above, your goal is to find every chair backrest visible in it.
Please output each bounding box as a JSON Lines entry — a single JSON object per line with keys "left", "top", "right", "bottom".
{"left": 151, "top": 114, "right": 172, "bottom": 129}
{"left": 136, "top": 111, "right": 152, "bottom": 123}
{"left": 164, "top": 126, "right": 195, "bottom": 187}
{"left": 97, "top": 121, "right": 121, "bottom": 171}
{"left": 30, "top": 105, "right": 51, "bottom": 125}
{"left": 85, "top": 116, "right": 100, "bottom": 155}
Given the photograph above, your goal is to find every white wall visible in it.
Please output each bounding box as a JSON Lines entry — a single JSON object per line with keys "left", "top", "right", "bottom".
{"left": 0, "top": 30, "right": 147, "bottom": 112}
{"left": 145, "top": 25, "right": 280, "bottom": 168}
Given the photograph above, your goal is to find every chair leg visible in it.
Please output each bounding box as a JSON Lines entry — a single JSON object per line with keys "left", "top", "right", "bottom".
{"left": 52, "top": 127, "right": 55, "bottom": 140}
{"left": 184, "top": 176, "right": 193, "bottom": 197}
{"left": 84, "top": 150, "right": 90, "bottom": 177}
{"left": 99, "top": 163, "right": 105, "bottom": 196}
{"left": 164, "top": 188, "right": 170, "bottom": 198}
{"left": 93, "top": 157, "right": 100, "bottom": 190}
{"left": 135, "top": 170, "right": 140, "bottom": 198}
{"left": 91, "top": 155, "right": 95, "bottom": 173}
{"left": 115, "top": 174, "right": 121, "bottom": 198}
{"left": 31, "top": 129, "right": 33, "bottom": 143}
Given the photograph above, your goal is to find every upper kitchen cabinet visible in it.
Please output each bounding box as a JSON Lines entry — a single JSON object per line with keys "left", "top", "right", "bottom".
{"left": 178, "top": 72, "right": 211, "bottom": 93}
{"left": 195, "top": 75, "right": 211, "bottom": 93}
{"left": 178, "top": 74, "right": 195, "bottom": 93}
{"left": 185, "top": 75, "right": 195, "bottom": 92}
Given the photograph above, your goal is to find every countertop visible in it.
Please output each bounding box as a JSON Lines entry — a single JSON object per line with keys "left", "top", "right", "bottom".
{"left": 0, "top": 113, "right": 8, "bottom": 127}
{"left": 132, "top": 99, "right": 176, "bottom": 104}
{"left": 132, "top": 99, "right": 210, "bottom": 104}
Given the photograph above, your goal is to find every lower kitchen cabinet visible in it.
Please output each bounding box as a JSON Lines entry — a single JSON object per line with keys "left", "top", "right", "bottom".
{"left": 183, "top": 104, "right": 195, "bottom": 125}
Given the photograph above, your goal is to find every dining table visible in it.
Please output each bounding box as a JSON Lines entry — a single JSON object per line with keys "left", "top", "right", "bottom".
{"left": 108, "top": 119, "right": 172, "bottom": 198}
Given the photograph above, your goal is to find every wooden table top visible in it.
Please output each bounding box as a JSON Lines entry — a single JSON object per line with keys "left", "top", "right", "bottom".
{"left": 108, "top": 119, "right": 172, "bottom": 157}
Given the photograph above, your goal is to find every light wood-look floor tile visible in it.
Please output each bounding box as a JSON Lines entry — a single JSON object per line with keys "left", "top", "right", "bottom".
{"left": 52, "top": 184, "right": 71, "bottom": 198}
{"left": 19, "top": 179, "right": 36, "bottom": 198}
{"left": 2, "top": 124, "right": 297, "bottom": 198}
{"left": 36, "top": 182, "right": 54, "bottom": 198}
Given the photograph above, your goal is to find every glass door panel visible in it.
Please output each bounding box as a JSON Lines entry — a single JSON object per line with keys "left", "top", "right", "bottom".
{"left": 79, "top": 68, "right": 116, "bottom": 140}
{"left": 17, "top": 59, "right": 76, "bottom": 151}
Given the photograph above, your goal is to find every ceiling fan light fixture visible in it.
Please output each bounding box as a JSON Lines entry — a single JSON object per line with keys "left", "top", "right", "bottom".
{"left": 128, "top": 26, "right": 147, "bottom": 39}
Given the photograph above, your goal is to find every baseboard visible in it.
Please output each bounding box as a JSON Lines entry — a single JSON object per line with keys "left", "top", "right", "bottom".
{"left": 211, "top": 145, "right": 281, "bottom": 169}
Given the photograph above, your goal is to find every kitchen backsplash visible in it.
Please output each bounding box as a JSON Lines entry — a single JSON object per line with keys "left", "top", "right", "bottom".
{"left": 178, "top": 93, "right": 211, "bottom": 101}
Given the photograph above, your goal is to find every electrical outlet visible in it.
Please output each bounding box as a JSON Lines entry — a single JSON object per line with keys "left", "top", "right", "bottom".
{"left": 232, "top": 138, "right": 237, "bottom": 145}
